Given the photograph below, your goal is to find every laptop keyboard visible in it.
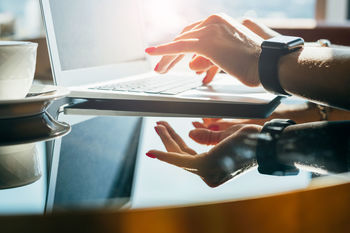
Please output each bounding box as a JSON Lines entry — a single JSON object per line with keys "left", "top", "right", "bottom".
{"left": 90, "top": 75, "right": 202, "bottom": 95}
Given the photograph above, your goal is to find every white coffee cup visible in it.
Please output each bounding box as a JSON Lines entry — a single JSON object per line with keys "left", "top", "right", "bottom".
{"left": 0, "top": 41, "right": 38, "bottom": 100}
{"left": 0, "top": 143, "right": 41, "bottom": 189}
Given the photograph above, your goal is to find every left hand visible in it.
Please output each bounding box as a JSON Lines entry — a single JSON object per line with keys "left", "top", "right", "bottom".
{"left": 146, "top": 121, "right": 261, "bottom": 187}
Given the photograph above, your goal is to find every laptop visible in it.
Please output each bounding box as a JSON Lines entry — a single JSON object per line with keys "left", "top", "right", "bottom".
{"left": 40, "top": 0, "right": 282, "bottom": 118}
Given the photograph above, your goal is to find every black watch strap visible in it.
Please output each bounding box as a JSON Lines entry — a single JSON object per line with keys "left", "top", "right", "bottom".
{"left": 259, "top": 49, "right": 290, "bottom": 96}
{"left": 256, "top": 119, "right": 299, "bottom": 176}
{"left": 259, "top": 36, "right": 304, "bottom": 96}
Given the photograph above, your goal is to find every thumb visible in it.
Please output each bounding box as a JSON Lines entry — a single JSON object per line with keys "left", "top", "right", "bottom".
{"left": 189, "top": 128, "right": 228, "bottom": 145}
{"left": 189, "top": 55, "right": 213, "bottom": 71}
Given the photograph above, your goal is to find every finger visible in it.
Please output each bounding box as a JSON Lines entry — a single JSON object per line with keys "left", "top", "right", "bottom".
{"left": 181, "top": 20, "right": 203, "bottom": 33}
{"left": 156, "top": 55, "right": 179, "bottom": 73}
{"left": 196, "top": 71, "right": 204, "bottom": 75}
{"left": 145, "top": 40, "right": 199, "bottom": 56}
{"left": 157, "top": 121, "right": 196, "bottom": 155}
{"left": 153, "top": 21, "right": 203, "bottom": 73}
{"left": 146, "top": 150, "right": 197, "bottom": 169}
{"left": 241, "top": 18, "right": 280, "bottom": 40}
{"left": 208, "top": 119, "right": 267, "bottom": 130}
{"left": 191, "top": 14, "right": 230, "bottom": 31}
{"left": 155, "top": 125, "right": 183, "bottom": 153}
{"left": 207, "top": 122, "right": 235, "bottom": 131}
{"left": 192, "top": 121, "right": 206, "bottom": 128}
{"left": 203, "top": 66, "right": 219, "bottom": 85}
{"left": 189, "top": 56, "right": 213, "bottom": 72}
{"left": 189, "top": 128, "right": 229, "bottom": 145}
{"left": 156, "top": 54, "right": 185, "bottom": 74}
{"left": 174, "top": 26, "right": 208, "bottom": 41}
{"left": 202, "top": 118, "right": 221, "bottom": 126}
{"left": 190, "top": 124, "right": 247, "bottom": 145}
{"left": 164, "top": 54, "right": 185, "bottom": 73}
{"left": 207, "top": 124, "right": 220, "bottom": 131}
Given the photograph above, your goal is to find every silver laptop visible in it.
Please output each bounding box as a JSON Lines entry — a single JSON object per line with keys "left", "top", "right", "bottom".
{"left": 40, "top": 0, "right": 281, "bottom": 118}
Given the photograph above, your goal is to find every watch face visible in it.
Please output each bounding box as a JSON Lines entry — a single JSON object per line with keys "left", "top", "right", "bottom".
{"left": 262, "top": 36, "right": 304, "bottom": 51}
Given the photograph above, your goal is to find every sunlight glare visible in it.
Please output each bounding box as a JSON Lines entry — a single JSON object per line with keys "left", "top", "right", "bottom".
{"left": 142, "top": 0, "right": 189, "bottom": 44}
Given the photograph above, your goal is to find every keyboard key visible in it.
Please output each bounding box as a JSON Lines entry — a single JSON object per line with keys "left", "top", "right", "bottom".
{"left": 92, "top": 75, "right": 202, "bottom": 95}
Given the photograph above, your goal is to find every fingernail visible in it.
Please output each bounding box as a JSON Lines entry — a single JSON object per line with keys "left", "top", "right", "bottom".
{"left": 154, "top": 126, "right": 160, "bottom": 135}
{"left": 192, "top": 122, "right": 202, "bottom": 128}
{"left": 154, "top": 63, "right": 159, "bottom": 72}
{"left": 209, "top": 125, "right": 219, "bottom": 131}
{"left": 146, "top": 152, "right": 156, "bottom": 158}
{"left": 145, "top": 47, "right": 156, "bottom": 53}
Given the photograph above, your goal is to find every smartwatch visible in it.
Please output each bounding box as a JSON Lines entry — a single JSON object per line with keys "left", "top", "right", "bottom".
{"left": 256, "top": 119, "right": 299, "bottom": 176}
{"left": 259, "top": 36, "right": 304, "bottom": 96}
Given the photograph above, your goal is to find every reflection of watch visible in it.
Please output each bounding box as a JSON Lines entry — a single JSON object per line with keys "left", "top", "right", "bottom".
{"left": 256, "top": 119, "right": 299, "bottom": 176}
{"left": 259, "top": 36, "right": 304, "bottom": 96}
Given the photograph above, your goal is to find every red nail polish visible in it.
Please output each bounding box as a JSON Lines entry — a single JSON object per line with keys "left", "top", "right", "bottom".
{"left": 154, "top": 63, "right": 159, "bottom": 71}
{"left": 154, "top": 126, "right": 160, "bottom": 135}
{"left": 192, "top": 122, "right": 202, "bottom": 128}
{"left": 145, "top": 47, "right": 156, "bottom": 53}
{"left": 146, "top": 152, "right": 156, "bottom": 158}
{"left": 209, "top": 125, "right": 219, "bottom": 131}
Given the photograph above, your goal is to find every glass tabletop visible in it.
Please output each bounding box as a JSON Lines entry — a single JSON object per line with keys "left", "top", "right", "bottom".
{"left": 1, "top": 115, "right": 349, "bottom": 215}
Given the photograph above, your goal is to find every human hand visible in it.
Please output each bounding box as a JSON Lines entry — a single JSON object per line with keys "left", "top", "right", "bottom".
{"left": 146, "top": 15, "right": 280, "bottom": 86}
{"left": 146, "top": 121, "right": 261, "bottom": 187}
{"left": 191, "top": 103, "right": 333, "bottom": 136}
{"left": 192, "top": 118, "right": 268, "bottom": 132}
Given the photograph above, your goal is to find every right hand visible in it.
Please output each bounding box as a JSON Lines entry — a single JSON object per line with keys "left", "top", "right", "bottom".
{"left": 147, "top": 15, "right": 280, "bottom": 86}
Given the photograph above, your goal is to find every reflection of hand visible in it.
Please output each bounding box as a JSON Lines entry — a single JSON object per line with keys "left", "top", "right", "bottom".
{"left": 146, "top": 121, "right": 261, "bottom": 187}
{"left": 189, "top": 124, "right": 261, "bottom": 146}
{"left": 146, "top": 15, "right": 280, "bottom": 86}
{"left": 191, "top": 103, "right": 350, "bottom": 139}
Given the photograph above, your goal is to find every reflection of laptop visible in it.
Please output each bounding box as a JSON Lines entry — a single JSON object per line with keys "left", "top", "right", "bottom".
{"left": 46, "top": 114, "right": 142, "bottom": 212}
{"left": 40, "top": 0, "right": 281, "bottom": 118}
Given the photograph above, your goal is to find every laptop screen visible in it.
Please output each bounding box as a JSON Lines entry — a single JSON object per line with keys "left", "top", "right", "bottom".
{"left": 48, "top": 0, "right": 145, "bottom": 71}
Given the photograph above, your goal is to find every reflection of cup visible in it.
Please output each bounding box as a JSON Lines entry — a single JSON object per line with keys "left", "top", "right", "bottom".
{"left": 0, "top": 41, "right": 38, "bottom": 99}
{"left": 0, "top": 143, "right": 41, "bottom": 189}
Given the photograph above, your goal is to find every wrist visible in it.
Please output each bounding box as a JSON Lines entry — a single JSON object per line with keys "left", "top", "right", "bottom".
{"left": 278, "top": 48, "right": 304, "bottom": 94}
{"left": 248, "top": 46, "right": 262, "bottom": 87}
{"left": 259, "top": 36, "right": 304, "bottom": 96}
{"left": 236, "top": 125, "right": 262, "bottom": 165}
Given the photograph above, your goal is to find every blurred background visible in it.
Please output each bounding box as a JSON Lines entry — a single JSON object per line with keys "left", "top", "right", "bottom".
{"left": 1, "top": 0, "right": 348, "bottom": 83}
{"left": 0, "top": 0, "right": 349, "bottom": 42}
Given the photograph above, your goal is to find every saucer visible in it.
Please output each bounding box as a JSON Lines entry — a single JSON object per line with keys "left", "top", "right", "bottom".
{"left": 0, "top": 112, "right": 71, "bottom": 146}
{"left": 0, "top": 85, "right": 70, "bottom": 119}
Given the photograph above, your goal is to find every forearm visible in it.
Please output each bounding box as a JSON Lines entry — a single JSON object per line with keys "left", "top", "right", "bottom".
{"left": 276, "top": 121, "right": 350, "bottom": 174}
{"left": 278, "top": 47, "right": 350, "bottom": 110}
